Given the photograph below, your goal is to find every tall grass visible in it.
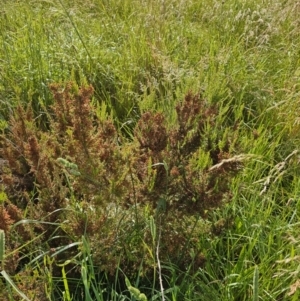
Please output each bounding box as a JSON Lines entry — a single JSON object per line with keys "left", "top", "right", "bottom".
{"left": 1, "top": 0, "right": 300, "bottom": 300}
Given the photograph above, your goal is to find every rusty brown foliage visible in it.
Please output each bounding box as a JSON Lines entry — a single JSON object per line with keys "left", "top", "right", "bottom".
{"left": 0, "top": 82, "right": 242, "bottom": 294}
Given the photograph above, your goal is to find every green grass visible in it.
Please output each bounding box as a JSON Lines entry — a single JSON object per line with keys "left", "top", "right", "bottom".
{"left": 1, "top": 0, "right": 300, "bottom": 300}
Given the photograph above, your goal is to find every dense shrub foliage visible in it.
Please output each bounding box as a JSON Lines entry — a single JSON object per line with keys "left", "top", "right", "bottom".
{"left": 0, "top": 82, "right": 243, "bottom": 299}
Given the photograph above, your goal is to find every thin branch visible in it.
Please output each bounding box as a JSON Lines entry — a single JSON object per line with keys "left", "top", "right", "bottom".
{"left": 156, "top": 217, "right": 165, "bottom": 301}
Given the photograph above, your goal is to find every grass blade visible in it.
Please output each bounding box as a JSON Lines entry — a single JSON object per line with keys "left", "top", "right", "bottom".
{"left": 253, "top": 265, "right": 259, "bottom": 301}
{"left": 0, "top": 270, "right": 31, "bottom": 301}
{"left": 0, "top": 229, "right": 4, "bottom": 269}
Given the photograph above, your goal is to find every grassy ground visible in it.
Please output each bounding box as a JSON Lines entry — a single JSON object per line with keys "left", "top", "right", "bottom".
{"left": 1, "top": 0, "right": 300, "bottom": 300}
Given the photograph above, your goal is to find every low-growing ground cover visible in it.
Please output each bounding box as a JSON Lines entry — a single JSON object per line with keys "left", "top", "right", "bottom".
{"left": 1, "top": 0, "right": 300, "bottom": 300}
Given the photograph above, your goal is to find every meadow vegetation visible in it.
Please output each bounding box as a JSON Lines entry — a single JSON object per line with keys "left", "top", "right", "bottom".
{"left": 0, "top": 0, "right": 300, "bottom": 300}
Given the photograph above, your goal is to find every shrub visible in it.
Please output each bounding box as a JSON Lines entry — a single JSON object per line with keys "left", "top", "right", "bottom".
{"left": 0, "top": 82, "right": 243, "bottom": 298}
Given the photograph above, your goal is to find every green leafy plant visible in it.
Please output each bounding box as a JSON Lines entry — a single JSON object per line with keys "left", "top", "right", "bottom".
{"left": 125, "top": 277, "right": 147, "bottom": 301}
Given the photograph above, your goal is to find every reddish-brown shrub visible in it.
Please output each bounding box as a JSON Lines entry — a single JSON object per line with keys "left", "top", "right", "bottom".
{"left": 0, "top": 82, "right": 243, "bottom": 294}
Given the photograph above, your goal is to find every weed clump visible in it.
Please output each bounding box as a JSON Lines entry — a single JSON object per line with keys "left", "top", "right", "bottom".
{"left": 0, "top": 82, "right": 243, "bottom": 298}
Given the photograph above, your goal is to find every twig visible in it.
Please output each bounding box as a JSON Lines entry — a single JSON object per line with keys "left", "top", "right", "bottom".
{"left": 156, "top": 217, "right": 165, "bottom": 301}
